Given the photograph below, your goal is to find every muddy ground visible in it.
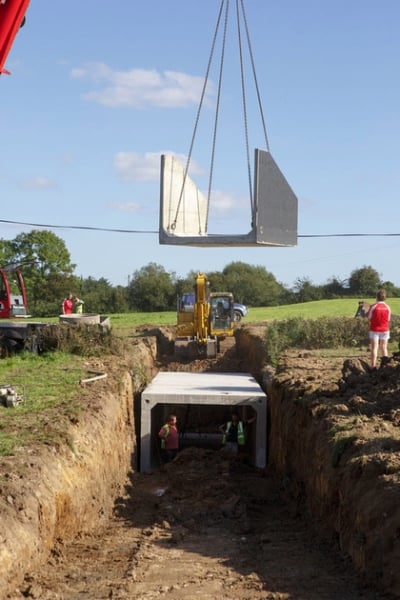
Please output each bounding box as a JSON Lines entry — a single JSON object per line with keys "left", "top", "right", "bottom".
{"left": 2, "top": 324, "right": 400, "bottom": 599}
{"left": 16, "top": 449, "right": 392, "bottom": 600}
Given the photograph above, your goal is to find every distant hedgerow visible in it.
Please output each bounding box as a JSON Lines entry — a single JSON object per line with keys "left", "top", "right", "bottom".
{"left": 263, "top": 316, "right": 372, "bottom": 366}
{"left": 37, "top": 324, "right": 127, "bottom": 357}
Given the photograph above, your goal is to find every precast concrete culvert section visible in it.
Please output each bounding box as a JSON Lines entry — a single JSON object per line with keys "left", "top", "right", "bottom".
{"left": 3, "top": 326, "right": 398, "bottom": 599}
{"left": 139, "top": 371, "right": 267, "bottom": 473}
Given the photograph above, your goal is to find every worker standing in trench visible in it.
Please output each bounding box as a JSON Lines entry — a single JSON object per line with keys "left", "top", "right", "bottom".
{"left": 158, "top": 414, "right": 179, "bottom": 463}
{"left": 219, "top": 411, "right": 255, "bottom": 455}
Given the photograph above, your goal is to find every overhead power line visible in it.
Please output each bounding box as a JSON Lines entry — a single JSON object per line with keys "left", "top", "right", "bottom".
{"left": 299, "top": 233, "right": 400, "bottom": 238}
{"left": 0, "top": 218, "right": 400, "bottom": 238}
{"left": 0, "top": 219, "right": 158, "bottom": 234}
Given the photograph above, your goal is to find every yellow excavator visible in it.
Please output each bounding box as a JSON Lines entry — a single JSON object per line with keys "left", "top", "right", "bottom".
{"left": 175, "top": 272, "right": 235, "bottom": 359}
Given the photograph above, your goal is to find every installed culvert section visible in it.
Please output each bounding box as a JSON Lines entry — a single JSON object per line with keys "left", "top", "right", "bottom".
{"left": 140, "top": 371, "right": 267, "bottom": 472}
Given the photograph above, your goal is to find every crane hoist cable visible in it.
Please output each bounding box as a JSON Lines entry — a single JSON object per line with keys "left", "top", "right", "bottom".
{"left": 170, "top": 0, "right": 269, "bottom": 234}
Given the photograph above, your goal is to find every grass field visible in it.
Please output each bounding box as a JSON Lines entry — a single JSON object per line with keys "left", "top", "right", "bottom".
{"left": 19, "top": 297, "right": 400, "bottom": 330}
{"left": 246, "top": 298, "right": 400, "bottom": 322}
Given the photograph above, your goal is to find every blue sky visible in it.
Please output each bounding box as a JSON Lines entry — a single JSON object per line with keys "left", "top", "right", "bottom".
{"left": 1, "top": 0, "right": 400, "bottom": 289}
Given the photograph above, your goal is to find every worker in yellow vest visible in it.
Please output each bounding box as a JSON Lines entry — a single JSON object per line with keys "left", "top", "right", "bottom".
{"left": 73, "top": 296, "right": 84, "bottom": 314}
{"left": 219, "top": 412, "right": 255, "bottom": 455}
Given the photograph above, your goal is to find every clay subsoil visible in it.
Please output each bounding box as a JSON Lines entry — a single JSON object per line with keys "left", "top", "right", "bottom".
{"left": 2, "top": 324, "right": 400, "bottom": 599}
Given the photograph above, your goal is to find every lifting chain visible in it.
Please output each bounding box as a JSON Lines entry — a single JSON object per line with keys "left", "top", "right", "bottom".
{"left": 170, "top": 0, "right": 270, "bottom": 233}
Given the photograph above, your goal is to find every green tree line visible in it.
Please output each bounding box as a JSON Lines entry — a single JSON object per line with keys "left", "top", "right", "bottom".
{"left": 1, "top": 230, "right": 399, "bottom": 317}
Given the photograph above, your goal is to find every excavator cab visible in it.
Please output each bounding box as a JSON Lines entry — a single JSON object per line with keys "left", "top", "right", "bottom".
{"left": 209, "top": 293, "right": 234, "bottom": 337}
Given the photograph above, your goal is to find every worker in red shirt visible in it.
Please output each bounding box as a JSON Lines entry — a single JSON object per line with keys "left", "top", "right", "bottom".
{"left": 158, "top": 414, "right": 179, "bottom": 464}
{"left": 367, "top": 289, "right": 391, "bottom": 369}
{"left": 62, "top": 293, "right": 74, "bottom": 315}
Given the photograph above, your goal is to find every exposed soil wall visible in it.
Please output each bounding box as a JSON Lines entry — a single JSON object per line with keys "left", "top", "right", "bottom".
{"left": 236, "top": 325, "right": 400, "bottom": 597}
{"left": 267, "top": 353, "right": 400, "bottom": 596}
{"left": 1, "top": 360, "right": 145, "bottom": 596}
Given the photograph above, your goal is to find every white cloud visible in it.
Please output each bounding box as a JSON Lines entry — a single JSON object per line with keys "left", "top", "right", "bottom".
{"left": 114, "top": 151, "right": 204, "bottom": 182}
{"left": 207, "top": 190, "right": 239, "bottom": 214}
{"left": 70, "top": 62, "right": 214, "bottom": 108}
{"left": 114, "top": 152, "right": 160, "bottom": 182}
{"left": 62, "top": 153, "right": 74, "bottom": 166}
{"left": 110, "top": 202, "right": 142, "bottom": 213}
{"left": 18, "top": 177, "right": 56, "bottom": 190}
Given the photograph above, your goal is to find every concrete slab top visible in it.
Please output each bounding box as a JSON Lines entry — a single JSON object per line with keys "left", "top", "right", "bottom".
{"left": 143, "top": 371, "right": 265, "bottom": 400}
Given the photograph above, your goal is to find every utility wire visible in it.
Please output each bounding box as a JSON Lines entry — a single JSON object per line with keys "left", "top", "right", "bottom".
{"left": 1, "top": 219, "right": 400, "bottom": 238}
{"left": 299, "top": 233, "right": 400, "bottom": 238}
{"left": 0, "top": 219, "right": 158, "bottom": 234}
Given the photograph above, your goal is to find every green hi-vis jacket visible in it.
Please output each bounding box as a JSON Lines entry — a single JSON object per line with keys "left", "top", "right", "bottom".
{"left": 222, "top": 420, "right": 245, "bottom": 445}
{"left": 160, "top": 423, "right": 170, "bottom": 449}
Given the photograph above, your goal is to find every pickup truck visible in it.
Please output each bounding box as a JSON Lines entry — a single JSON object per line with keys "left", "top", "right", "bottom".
{"left": 232, "top": 301, "right": 249, "bottom": 322}
{"left": 180, "top": 293, "right": 249, "bottom": 322}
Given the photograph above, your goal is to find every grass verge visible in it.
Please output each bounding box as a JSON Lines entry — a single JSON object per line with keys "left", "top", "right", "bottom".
{"left": 0, "top": 352, "right": 86, "bottom": 456}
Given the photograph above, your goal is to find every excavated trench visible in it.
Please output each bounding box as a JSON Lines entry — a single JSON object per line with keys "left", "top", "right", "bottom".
{"left": 2, "top": 325, "right": 399, "bottom": 599}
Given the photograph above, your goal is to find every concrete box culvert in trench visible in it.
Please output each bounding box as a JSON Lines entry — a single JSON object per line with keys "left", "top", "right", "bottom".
{"left": 140, "top": 371, "right": 267, "bottom": 472}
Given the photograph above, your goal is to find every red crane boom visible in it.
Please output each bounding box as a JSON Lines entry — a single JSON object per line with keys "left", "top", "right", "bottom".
{"left": 0, "top": 0, "right": 30, "bottom": 75}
